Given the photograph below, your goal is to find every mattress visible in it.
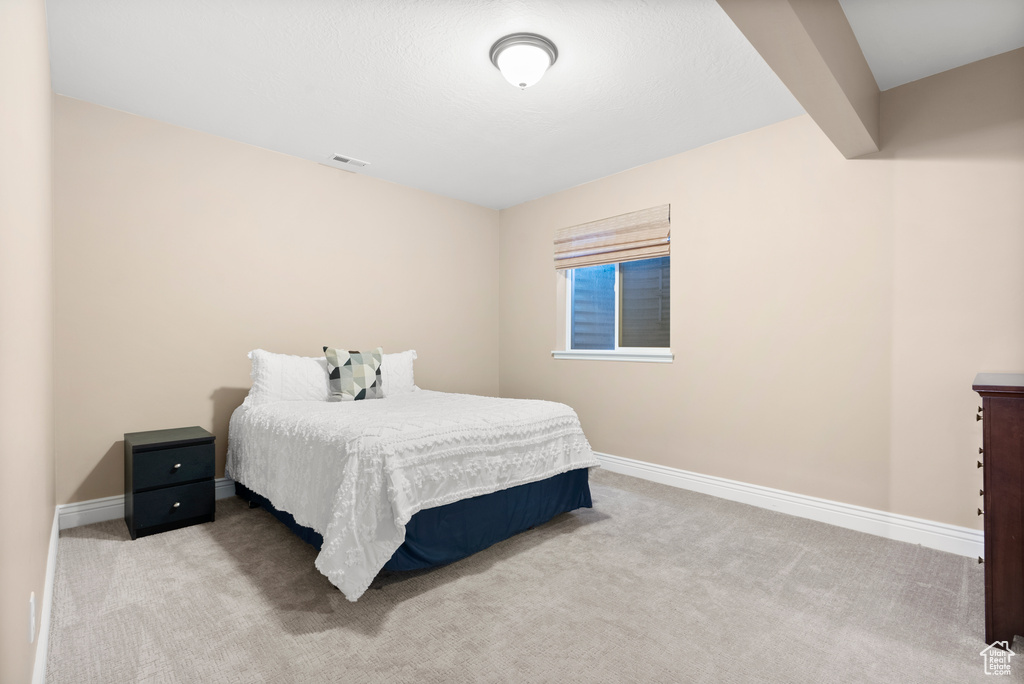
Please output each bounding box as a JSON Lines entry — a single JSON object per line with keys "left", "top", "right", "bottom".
{"left": 226, "top": 390, "right": 598, "bottom": 600}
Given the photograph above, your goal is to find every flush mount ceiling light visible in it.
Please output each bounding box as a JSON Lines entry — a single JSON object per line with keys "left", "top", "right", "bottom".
{"left": 489, "top": 33, "right": 558, "bottom": 89}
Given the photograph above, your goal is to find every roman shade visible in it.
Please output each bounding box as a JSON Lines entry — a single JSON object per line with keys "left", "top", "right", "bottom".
{"left": 554, "top": 204, "right": 670, "bottom": 270}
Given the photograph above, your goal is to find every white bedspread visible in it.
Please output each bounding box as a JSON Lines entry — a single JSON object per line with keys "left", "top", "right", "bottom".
{"left": 226, "top": 390, "right": 598, "bottom": 600}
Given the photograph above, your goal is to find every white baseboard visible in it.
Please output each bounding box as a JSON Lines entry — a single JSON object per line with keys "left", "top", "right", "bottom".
{"left": 594, "top": 451, "right": 984, "bottom": 559}
{"left": 57, "top": 478, "right": 236, "bottom": 530}
{"left": 56, "top": 463, "right": 983, "bottom": 559}
{"left": 31, "top": 508, "right": 59, "bottom": 684}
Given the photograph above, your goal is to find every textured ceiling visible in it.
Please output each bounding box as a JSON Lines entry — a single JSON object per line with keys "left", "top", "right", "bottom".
{"left": 47, "top": 0, "right": 803, "bottom": 209}
{"left": 840, "top": 0, "right": 1024, "bottom": 91}
{"left": 47, "top": 1, "right": 1024, "bottom": 209}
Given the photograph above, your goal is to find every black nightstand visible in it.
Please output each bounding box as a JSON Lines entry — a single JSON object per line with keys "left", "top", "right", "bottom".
{"left": 124, "top": 426, "right": 215, "bottom": 539}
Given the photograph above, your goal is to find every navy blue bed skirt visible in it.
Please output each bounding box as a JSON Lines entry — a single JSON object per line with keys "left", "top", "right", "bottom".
{"left": 235, "top": 468, "right": 593, "bottom": 572}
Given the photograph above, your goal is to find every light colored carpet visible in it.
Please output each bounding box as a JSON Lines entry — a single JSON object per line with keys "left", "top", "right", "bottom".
{"left": 47, "top": 469, "right": 1008, "bottom": 683}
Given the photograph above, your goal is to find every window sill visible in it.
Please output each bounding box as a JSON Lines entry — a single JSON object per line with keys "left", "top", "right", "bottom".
{"left": 551, "top": 349, "right": 674, "bottom": 363}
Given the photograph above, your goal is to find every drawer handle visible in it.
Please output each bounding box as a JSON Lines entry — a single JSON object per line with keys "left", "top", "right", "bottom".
{"left": 173, "top": 502, "right": 180, "bottom": 509}
{"left": 979, "top": 447, "right": 984, "bottom": 455}
{"left": 172, "top": 463, "right": 182, "bottom": 471}
{"left": 978, "top": 508, "right": 984, "bottom": 516}
{"left": 980, "top": 489, "right": 985, "bottom": 496}
{"left": 978, "top": 460, "right": 984, "bottom": 469}
{"left": 976, "top": 413, "right": 983, "bottom": 422}
{"left": 979, "top": 557, "right": 984, "bottom": 564}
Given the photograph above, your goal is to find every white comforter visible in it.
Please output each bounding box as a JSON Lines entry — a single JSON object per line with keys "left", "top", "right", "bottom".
{"left": 226, "top": 390, "right": 598, "bottom": 600}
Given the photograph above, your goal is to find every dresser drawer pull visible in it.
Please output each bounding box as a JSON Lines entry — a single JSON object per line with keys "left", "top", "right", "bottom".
{"left": 978, "top": 508, "right": 984, "bottom": 516}
{"left": 981, "top": 489, "right": 985, "bottom": 496}
{"left": 172, "top": 463, "right": 182, "bottom": 470}
{"left": 979, "top": 447, "right": 984, "bottom": 455}
{"left": 979, "top": 557, "right": 984, "bottom": 564}
{"left": 978, "top": 460, "right": 984, "bottom": 469}
{"left": 977, "top": 412, "right": 983, "bottom": 422}
{"left": 173, "top": 502, "right": 180, "bottom": 509}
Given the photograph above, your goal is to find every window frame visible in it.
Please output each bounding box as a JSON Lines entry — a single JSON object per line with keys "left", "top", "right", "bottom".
{"left": 554, "top": 259, "right": 673, "bottom": 363}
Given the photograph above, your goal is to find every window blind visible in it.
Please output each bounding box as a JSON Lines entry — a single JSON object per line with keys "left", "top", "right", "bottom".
{"left": 554, "top": 204, "right": 670, "bottom": 270}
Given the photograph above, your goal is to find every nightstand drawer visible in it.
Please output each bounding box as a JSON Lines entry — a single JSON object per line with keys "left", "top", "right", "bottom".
{"left": 133, "top": 443, "right": 214, "bottom": 491}
{"left": 133, "top": 480, "right": 215, "bottom": 529}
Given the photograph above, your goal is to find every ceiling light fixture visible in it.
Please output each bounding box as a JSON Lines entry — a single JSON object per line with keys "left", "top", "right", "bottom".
{"left": 489, "top": 33, "right": 558, "bottom": 89}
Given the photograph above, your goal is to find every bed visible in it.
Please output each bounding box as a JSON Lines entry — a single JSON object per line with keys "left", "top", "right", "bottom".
{"left": 226, "top": 350, "right": 598, "bottom": 601}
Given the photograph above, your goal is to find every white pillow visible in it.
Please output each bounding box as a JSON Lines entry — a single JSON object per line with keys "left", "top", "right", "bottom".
{"left": 382, "top": 350, "right": 417, "bottom": 396}
{"left": 247, "top": 350, "right": 331, "bottom": 405}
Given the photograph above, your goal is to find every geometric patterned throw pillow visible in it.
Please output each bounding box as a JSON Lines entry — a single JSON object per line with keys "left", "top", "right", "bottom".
{"left": 323, "top": 346, "right": 384, "bottom": 401}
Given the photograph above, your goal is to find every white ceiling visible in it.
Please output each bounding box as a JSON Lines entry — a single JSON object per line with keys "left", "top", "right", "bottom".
{"left": 840, "top": 0, "right": 1024, "bottom": 91}
{"left": 47, "top": 1, "right": 1024, "bottom": 210}
{"left": 47, "top": 0, "right": 803, "bottom": 209}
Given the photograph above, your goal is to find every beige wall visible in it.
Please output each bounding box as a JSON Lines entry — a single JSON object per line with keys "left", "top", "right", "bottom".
{"left": 881, "top": 50, "right": 1024, "bottom": 525}
{"left": 53, "top": 97, "right": 499, "bottom": 504}
{"left": 49, "top": 46, "right": 1024, "bottom": 530}
{"left": 0, "top": 0, "right": 55, "bottom": 681}
{"left": 499, "top": 48, "right": 1024, "bottom": 530}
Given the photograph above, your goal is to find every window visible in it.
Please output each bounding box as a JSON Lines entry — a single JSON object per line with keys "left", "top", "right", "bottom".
{"left": 568, "top": 256, "right": 670, "bottom": 351}
{"left": 553, "top": 204, "right": 672, "bottom": 362}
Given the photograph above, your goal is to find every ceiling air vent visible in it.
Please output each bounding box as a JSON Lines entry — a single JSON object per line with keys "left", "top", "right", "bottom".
{"left": 331, "top": 154, "right": 369, "bottom": 168}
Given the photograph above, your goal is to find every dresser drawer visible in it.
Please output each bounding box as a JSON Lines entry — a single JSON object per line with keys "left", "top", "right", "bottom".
{"left": 132, "top": 443, "right": 214, "bottom": 491}
{"left": 133, "top": 480, "right": 214, "bottom": 530}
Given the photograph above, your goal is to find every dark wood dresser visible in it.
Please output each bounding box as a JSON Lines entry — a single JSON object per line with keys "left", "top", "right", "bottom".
{"left": 973, "top": 373, "right": 1024, "bottom": 645}
{"left": 124, "top": 426, "right": 215, "bottom": 540}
